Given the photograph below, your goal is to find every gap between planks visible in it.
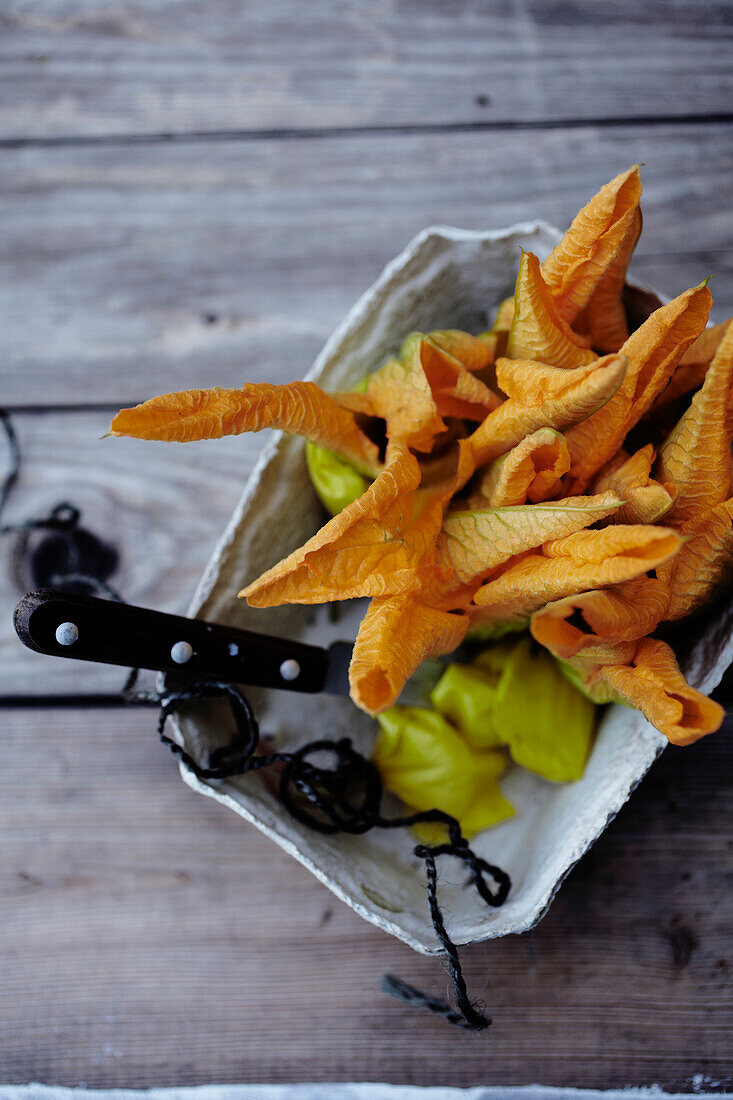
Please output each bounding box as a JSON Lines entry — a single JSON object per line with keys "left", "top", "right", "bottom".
{"left": 3, "top": 111, "right": 733, "bottom": 150}
{"left": 4, "top": 121, "right": 731, "bottom": 408}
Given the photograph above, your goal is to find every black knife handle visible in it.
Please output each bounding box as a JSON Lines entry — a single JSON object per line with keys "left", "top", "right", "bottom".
{"left": 13, "top": 589, "right": 330, "bottom": 694}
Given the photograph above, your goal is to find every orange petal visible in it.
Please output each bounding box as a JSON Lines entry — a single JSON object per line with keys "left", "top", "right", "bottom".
{"left": 439, "top": 491, "right": 621, "bottom": 586}
{"left": 574, "top": 206, "right": 643, "bottom": 351}
{"left": 478, "top": 329, "right": 500, "bottom": 364}
{"left": 331, "top": 391, "right": 377, "bottom": 416}
{"left": 111, "top": 382, "right": 381, "bottom": 475}
{"left": 650, "top": 319, "right": 732, "bottom": 414}
{"left": 493, "top": 296, "right": 516, "bottom": 333}
{"left": 593, "top": 443, "right": 653, "bottom": 487}
{"left": 486, "top": 297, "right": 515, "bottom": 358}
{"left": 241, "top": 442, "right": 444, "bottom": 606}
{"left": 366, "top": 352, "right": 445, "bottom": 453}
{"left": 542, "top": 166, "right": 642, "bottom": 326}
{"left": 507, "top": 251, "right": 596, "bottom": 368}
{"left": 542, "top": 523, "right": 682, "bottom": 564}
{"left": 471, "top": 428, "right": 570, "bottom": 507}
{"left": 365, "top": 333, "right": 500, "bottom": 449}
{"left": 414, "top": 333, "right": 501, "bottom": 421}
{"left": 593, "top": 444, "right": 676, "bottom": 524}
{"left": 563, "top": 282, "right": 713, "bottom": 492}
{"left": 473, "top": 525, "right": 682, "bottom": 620}
{"left": 556, "top": 638, "right": 640, "bottom": 671}
{"left": 614, "top": 483, "right": 677, "bottom": 525}
{"left": 556, "top": 645, "right": 638, "bottom": 704}
{"left": 469, "top": 354, "right": 626, "bottom": 468}
{"left": 410, "top": 431, "right": 482, "bottom": 521}
{"left": 530, "top": 577, "right": 670, "bottom": 659}
{"left": 495, "top": 354, "right": 619, "bottom": 403}
{"left": 348, "top": 595, "right": 468, "bottom": 714}
{"left": 655, "top": 320, "right": 733, "bottom": 526}
{"left": 601, "top": 638, "right": 724, "bottom": 745}
{"left": 660, "top": 499, "right": 733, "bottom": 621}
{"left": 428, "top": 330, "right": 496, "bottom": 372}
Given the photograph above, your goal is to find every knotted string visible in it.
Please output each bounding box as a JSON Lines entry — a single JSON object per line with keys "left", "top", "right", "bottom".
{"left": 155, "top": 686, "right": 510, "bottom": 1030}
{"left": 1, "top": 407, "right": 511, "bottom": 1031}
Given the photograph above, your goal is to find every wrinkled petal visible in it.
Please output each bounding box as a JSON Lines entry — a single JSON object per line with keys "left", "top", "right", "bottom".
{"left": 411, "top": 333, "right": 501, "bottom": 421}
{"left": 543, "top": 523, "right": 680, "bottom": 563}
{"left": 574, "top": 206, "right": 643, "bottom": 352}
{"left": 555, "top": 655, "right": 622, "bottom": 705}
{"left": 656, "top": 320, "right": 733, "bottom": 525}
{"left": 617, "top": 484, "right": 676, "bottom": 525}
{"left": 471, "top": 428, "right": 570, "bottom": 507}
{"left": 660, "top": 499, "right": 733, "bottom": 620}
{"left": 601, "top": 638, "right": 724, "bottom": 745}
{"left": 366, "top": 332, "right": 500, "bottom": 449}
{"left": 477, "top": 329, "right": 501, "bottom": 365}
{"left": 439, "top": 491, "right": 621, "bottom": 585}
{"left": 331, "top": 391, "right": 377, "bottom": 416}
{"left": 542, "top": 165, "right": 642, "bottom": 326}
{"left": 563, "top": 282, "right": 713, "bottom": 492}
{"left": 469, "top": 354, "right": 626, "bottom": 468}
{"left": 241, "top": 442, "right": 438, "bottom": 606}
{"left": 594, "top": 443, "right": 653, "bottom": 487}
{"left": 349, "top": 595, "right": 468, "bottom": 714}
{"left": 649, "top": 319, "right": 732, "bottom": 414}
{"left": 428, "top": 329, "right": 496, "bottom": 372}
{"left": 593, "top": 444, "right": 676, "bottom": 524}
{"left": 496, "top": 356, "right": 597, "bottom": 403}
{"left": 366, "top": 352, "right": 445, "bottom": 453}
{"left": 111, "top": 381, "right": 381, "bottom": 475}
{"left": 530, "top": 577, "right": 671, "bottom": 658}
{"left": 492, "top": 296, "right": 516, "bottom": 334}
{"left": 551, "top": 640, "right": 641, "bottom": 704}
{"left": 485, "top": 297, "right": 515, "bottom": 359}
{"left": 472, "top": 525, "right": 682, "bottom": 621}
{"left": 507, "top": 251, "right": 596, "bottom": 368}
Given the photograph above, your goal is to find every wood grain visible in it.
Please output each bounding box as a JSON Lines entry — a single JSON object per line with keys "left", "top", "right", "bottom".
{"left": 3, "top": 0, "right": 733, "bottom": 1085}
{"left": 3, "top": 123, "right": 732, "bottom": 407}
{"left": 0, "top": 410, "right": 252, "bottom": 696}
{"left": 2, "top": 0, "right": 733, "bottom": 139}
{"left": 0, "top": 702, "right": 731, "bottom": 1088}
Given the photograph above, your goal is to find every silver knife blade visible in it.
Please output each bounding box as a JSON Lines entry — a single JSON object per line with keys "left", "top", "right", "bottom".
{"left": 323, "top": 641, "right": 447, "bottom": 708}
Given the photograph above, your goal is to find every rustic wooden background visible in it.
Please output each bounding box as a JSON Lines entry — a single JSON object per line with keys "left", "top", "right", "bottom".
{"left": 1, "top": 1, "right": 732, "bottom": 1089}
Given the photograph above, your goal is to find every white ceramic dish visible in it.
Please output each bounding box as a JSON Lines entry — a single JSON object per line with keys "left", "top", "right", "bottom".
{"left": 168, "top": 222, "right": 733, "bottom": 955}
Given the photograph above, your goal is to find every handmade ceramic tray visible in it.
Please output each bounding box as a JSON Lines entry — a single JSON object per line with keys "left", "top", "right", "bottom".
{"left": 168, "top": 222, "right": 733, "bottom": 955}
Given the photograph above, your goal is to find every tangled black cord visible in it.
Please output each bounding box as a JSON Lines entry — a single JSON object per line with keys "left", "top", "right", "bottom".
{"left": 157, "top": 687, "right": 510, "bottom": 1030}
{"left": 1, "top": 407, "right": 512, "bottom": 1031}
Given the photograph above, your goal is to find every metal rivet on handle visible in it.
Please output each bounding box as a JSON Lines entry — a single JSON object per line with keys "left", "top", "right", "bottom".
{"left": 55, "top": 621, "right": 79, "bottom": 646}
{"left": 171, "top": 641, "right": 193, "bottom": 664}
{"left": 279, "top": 658, "right": 301, "bottom": 682}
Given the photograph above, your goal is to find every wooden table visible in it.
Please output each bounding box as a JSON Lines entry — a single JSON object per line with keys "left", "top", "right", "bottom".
{"left": 1, "top": 2, "right": 732, "bottom": 1089}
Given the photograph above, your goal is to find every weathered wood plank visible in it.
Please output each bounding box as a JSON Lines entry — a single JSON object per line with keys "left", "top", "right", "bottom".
{"left": 2, "top": 123, "right": 732, "bottom": 407}
{"left": 0, "top": 702, "right": 731, "bottom": 1088}
{"left": 0, "top": 411, "right": 252, "bottom": 696}
{"left": 2, "top": 0, "right": 733, "bottom": 138}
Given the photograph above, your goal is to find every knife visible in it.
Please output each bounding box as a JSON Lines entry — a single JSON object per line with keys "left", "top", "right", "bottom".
{"left": 13, "top": 589, "right": 446, "bottom": 707}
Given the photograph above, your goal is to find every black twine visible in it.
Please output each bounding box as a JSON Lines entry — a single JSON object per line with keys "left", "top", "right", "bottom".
{"left": 1, "top": 407, "right": 511, "bottom": 1032}
{"left": 156, "top": 685, "right": 510, "bottom": 1031}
